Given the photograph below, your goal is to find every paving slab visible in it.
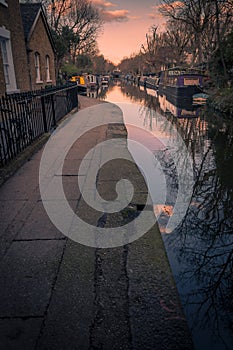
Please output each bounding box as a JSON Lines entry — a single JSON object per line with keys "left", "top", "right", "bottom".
{"left": 0, "top": 200, "right": 28, "bottom": 222}
{"left": 0, "top": 240, "right": 65, "bottom": 317}
{"left": 37, "top": 241, "right": 95, "bottom": 350}
{"left": 15, "top": 201, "right": 65, "bottom": 240}
{"left": 0, "top": 200, "right": 38, "bottom": 260}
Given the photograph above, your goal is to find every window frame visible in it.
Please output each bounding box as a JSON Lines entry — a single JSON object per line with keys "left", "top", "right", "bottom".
{"left": 45, "top": 55, "right": 52, "bottom": 82}
{"left": 34, "top": 52, "right": 43, "bottom": 83}
{"left": 0, "top": 39, "right": 10, "bottom": 85}
{"left": 0, "top": 26, "right": 18, "bottom": 93}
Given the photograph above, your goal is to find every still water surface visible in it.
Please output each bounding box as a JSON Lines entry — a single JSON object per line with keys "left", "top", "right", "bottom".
{"left": 98, "top": 82, "right": 233, "bottom": 350}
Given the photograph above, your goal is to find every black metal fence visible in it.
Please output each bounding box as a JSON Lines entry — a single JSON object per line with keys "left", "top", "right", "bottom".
{"left": 0, "top": 84, "right": 78, "bottom": 166}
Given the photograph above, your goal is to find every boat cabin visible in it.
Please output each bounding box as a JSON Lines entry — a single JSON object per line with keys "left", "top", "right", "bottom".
{"left": 158, "top": 67, "right": 204, "bottom": 104}
{"left": 159, "top": 67, "right": 203, "bottom": 88}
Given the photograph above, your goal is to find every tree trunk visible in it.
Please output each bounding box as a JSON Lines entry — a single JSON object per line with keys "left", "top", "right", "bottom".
{"left": 215, "top": 0, "right": 228, "bottom": 83}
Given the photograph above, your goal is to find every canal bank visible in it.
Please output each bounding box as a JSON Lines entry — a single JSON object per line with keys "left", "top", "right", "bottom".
{"left": 0, "top": 96, "right": 194, "bottom": 349}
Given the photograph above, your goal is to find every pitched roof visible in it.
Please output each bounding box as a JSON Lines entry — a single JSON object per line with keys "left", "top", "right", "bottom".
{"left": 20, "top": 3, "right": 55, "bottom": 52}
{"left": 20, "top": 3, "right": 41, "bottom": 41}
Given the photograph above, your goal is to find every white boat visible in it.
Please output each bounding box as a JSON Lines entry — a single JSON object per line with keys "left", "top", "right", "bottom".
{"left": 100, "top": 75, "right": 110, "bottom": 86}
{"left": 86, "top": 74, "right": 98, "bottom": 89}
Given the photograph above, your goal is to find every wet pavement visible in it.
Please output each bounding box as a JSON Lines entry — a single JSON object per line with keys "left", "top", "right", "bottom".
{"left": 0, "top": 96, "right": 194, "bottom": 349}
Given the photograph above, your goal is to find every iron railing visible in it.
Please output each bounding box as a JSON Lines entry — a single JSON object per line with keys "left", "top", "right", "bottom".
{"left": 0, "top": 84, "right": 78, "bottom": 166}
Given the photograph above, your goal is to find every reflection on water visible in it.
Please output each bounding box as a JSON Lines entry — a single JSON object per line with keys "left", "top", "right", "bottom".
{"left": 158, "top": 93, "right": 201, "bottom": 118}
{"left": 79, "top": 85, "right": 110, "bottom": 100}
{"left": 105, "top": 82, "right": 233, "bottom": 350}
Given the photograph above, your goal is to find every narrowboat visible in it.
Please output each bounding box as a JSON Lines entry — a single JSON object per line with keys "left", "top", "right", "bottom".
{"left": 86, "top": 74, "right": 98, "bottom": 89}
{"left": 139, "top": 76, "right": 159, "bottom": 90}
{"left": 70, "top": 75, "right": 87, "bottom": 93}
{"left": 77, "top": 75, "right": 87, "bottom": 93}
{"left": 158, "top": 67, "right": 204, "bottom": 104}
{"left": 112, "top": 69, "right": 121, "bottom": 79}
{"left": 100, "top": 75, "right": 110, "bottom": 86}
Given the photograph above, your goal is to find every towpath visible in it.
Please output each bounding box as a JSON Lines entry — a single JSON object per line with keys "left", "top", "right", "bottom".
{"left": 0, "top": 96, "right": 194, "bottom": 350}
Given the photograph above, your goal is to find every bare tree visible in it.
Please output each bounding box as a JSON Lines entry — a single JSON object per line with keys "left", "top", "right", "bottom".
{"left": 164, "top": 19, "right": 192, "bottom": 66}
{"left": 212, "top": 0, "right": 233, "bottom": 80}
{"left": 159, "top": 0, "right": 233, "bottom": 76}
{"left": 42, "top": 0, "right": 103, "bottom": 63}
{"left": 141, "top": 26, "right": 161, "bottom": 70}
{"left": 159, "top": 0, "right": 215, "bottom": 65}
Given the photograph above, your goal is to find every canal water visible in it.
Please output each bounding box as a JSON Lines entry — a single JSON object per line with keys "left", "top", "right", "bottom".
{"left": 95, "top": 81, "right": 233, "bottom": 350}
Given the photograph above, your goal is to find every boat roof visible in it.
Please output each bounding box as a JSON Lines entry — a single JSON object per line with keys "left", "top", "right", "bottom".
{"left": 161, "top": 66, "right": 203, "bottom": 74}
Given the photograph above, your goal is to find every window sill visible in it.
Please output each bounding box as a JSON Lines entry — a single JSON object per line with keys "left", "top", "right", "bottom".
{"left": 0, "top": 0, "right": 8, "bottom": 8}
{"left": 36, "top": 80, "right": 44, "bottom": 84}
{"left": 46, "top": 80, "right": 53, "bottom": 83}
{"left": 6, "top": 89, "right": 20, "bottom": 94}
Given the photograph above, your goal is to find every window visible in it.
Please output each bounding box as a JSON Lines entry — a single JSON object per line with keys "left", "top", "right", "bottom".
{"left": 45, "top": 55, "right": 51, "bottom": 82}
{"left": 0, "top": 27, "right": 17, "bottom": 93}
{"left": 0, "top": 39, "right": 10, "bottom": 85}
{"left": 34, "top": 52, "right": 42, "bottom": 83}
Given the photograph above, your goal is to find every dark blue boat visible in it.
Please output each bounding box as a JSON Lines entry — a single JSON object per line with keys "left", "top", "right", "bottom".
{"left": 158, "top": 67, "right": 204, "bottom": 105}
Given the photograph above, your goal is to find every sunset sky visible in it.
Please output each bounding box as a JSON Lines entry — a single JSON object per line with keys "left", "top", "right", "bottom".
{"left": 92, "top": 0, "right": 166, "bottom": 64}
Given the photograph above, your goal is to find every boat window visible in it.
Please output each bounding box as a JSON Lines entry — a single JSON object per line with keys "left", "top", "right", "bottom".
{"left": 184, "top": 78, "right": 199, "bottom": 86}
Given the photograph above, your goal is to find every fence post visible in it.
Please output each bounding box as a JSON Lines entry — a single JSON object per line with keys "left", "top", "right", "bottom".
{"left": 51, "top": 94, "right": 56, "bottom": 127}
{"left": 41, "top": 96, "right": 48, "bottom": 133}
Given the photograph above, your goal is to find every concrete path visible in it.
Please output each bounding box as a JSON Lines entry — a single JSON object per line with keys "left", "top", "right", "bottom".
{"left": 0, "top": 97, "right": 194, "bottom": 349}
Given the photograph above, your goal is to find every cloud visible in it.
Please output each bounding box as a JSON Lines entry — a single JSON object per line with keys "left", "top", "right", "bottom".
{"left": 92, "top": 0, "right": 117, "bottom": 8}
{"left": 101, "top": 9, "right": 130, "bottom": 22}
{"left": 92, "top": 0, "right": 130, "bottom": 22}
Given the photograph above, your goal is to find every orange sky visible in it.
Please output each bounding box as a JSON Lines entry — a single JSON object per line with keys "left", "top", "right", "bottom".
{"left": 92, "top": 0, "right": 166, "bottom": 64}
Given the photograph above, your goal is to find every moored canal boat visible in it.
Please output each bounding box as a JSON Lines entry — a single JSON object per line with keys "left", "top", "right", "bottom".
{"left": 158, "top": 67, "right": 204, "bottom": 105}
{"left": 70, "top": 75, "right": 87, "bottom": 93}
{"left": 86, "top": 74, "right": 98, "bottom": 90}
{"left": 138, "top": 75, "right": 159, "bottom": 90}
{"left": 100, "top": 75, "right": 110, "bottom": 87}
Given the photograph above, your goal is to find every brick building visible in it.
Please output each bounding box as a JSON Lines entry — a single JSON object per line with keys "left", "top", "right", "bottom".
{"left": 0, "top": 0, "right": 56, "bottom": 96}
{"left": 20, "top": 2, "right": 56, "bottom": 90}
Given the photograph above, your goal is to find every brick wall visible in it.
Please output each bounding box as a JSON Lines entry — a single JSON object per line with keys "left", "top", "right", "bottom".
{"left": 28, "top": 15, "right": 56, "bottom": 90}
{"left": 8, "top": 0, "right": 31, "bottom": 92}
{"left": 0, "top": 0, "right": 31, "bottom": 95}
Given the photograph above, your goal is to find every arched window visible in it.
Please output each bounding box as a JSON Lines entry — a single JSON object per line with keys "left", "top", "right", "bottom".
{"left": 34, "top": 52, "right": 41, "bottom": 82}
{"left": 45, "top": 55, "right": 51, "bottom": 82}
